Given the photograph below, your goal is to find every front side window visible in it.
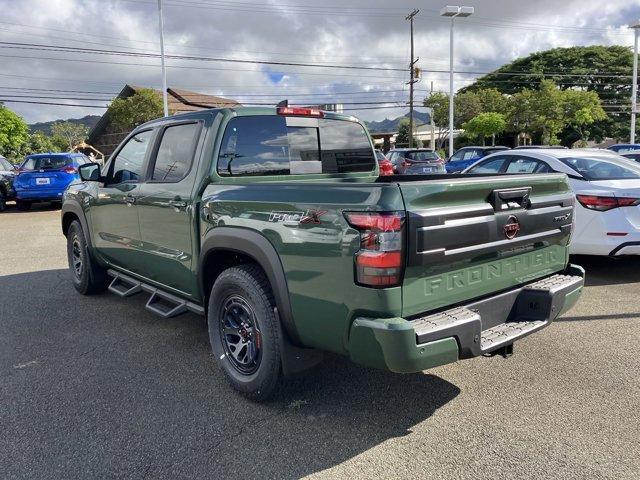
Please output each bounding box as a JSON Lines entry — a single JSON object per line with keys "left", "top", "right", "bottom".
{"left": 152, "top": 123, "right": 200, "bottom": 182}
{"left": 217, "top": 116, "right": 375, "bottom": 176}
{"left": 108, "top": 130, "right": 153, "bottom": 184}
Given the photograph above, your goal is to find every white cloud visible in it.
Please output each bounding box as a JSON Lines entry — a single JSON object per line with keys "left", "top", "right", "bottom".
{"left": 0, "top": 0, "right": 638, "bottom": 124}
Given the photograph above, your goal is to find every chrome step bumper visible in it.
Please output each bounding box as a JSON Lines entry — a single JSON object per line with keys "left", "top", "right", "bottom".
{"left": 411, "top": 265, "right": 585, "bottom": 357}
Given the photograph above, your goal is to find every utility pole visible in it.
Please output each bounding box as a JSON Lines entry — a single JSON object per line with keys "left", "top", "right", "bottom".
{"left": 157, "top": 0, "right": 169, "bottom": 117}
{"left": 630, "top": 21, "right": 640, "bottom": 143}
{"left": 406, "top": 9, "right": 419, "bottom": 149}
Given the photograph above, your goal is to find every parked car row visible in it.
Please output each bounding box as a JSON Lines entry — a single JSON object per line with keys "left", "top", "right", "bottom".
{"left": 0, "top": 152, "right": 89, "bottom": 212}
{"left": 463, "top": 148, "right": 640, "bottom": 257}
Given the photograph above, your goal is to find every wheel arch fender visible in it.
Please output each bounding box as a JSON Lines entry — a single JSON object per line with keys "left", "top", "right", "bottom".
{"left": 199, "top": 227, "right": 300, "bottom": 345}
{"left": 61, "top": 201, "right": 93, "bottom": 249}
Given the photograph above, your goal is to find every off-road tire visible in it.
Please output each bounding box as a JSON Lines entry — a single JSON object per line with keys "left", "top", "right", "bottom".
{"left": 66, "top": 220, "right": 109, "bottom": 295}
{"left": 208, "top": 264, "right": 282, "bottom": 401}
{"left": 16, "top": 200, "right": 31, "bottom": 211}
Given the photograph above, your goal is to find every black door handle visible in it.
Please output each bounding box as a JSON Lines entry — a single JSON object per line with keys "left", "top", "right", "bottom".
{"left": 169, "top": 200, "right": 187, "bottom": 209}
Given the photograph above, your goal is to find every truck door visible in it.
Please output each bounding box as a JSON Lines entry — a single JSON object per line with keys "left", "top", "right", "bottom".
{"left": 136, "top": 121, "right": 203, "bottom": 298}
{"left": 90, "top": 129, "right": 154, "bottom": 274}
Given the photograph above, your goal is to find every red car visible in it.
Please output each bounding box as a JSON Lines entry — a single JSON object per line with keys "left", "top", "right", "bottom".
{"left": 375, "top": 150, "right": 394, "bottom": 176}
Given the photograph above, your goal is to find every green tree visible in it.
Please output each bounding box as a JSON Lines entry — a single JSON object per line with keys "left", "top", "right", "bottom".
{"left": 0, "top": 106, "right": 29, "bottom": 159}
{"left": 395, "top": 118, "right": 415, "bottom": 147}
{"left": 19, "top": 131, "right": 62, "bottom": 156}
{"left": 51, "top": 121, "right": 89, "bottom": 150}
{"left": 108, "top": 89, "right": 164, "bottom": 131}
{"left": 563, "top": 89, "right": 607, "bottom": 145}
{"left": 463, "top": 112, "right": 507, "bottom": 145}
{"left": 463, "top": 45, "right": 631, "bottom": 142}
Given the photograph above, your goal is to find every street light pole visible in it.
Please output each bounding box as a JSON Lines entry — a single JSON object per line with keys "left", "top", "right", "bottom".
{"left": 630, "top": 21, "right": 640, "bottom": 144}
{"left": 157, "top": 0, "right": 169, "bottom": 117}
{"left": 440, "top": 5, "right": 474, "bottom": 158}
{"left": 448, "top": 16, "right": 455, "bottom": 157}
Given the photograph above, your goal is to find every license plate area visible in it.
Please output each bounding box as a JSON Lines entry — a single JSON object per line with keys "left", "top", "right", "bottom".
{"left": 36, "top": 178, "right": 51, "bottom": 185}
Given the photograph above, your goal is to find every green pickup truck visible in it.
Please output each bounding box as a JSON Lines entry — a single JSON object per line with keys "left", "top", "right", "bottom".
{"left": 61, "top": 106, "right": 584, "bottom": 400}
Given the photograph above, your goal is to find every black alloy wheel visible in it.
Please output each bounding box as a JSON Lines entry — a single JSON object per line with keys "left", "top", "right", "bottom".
{"left": 219, "top": 295, "right": 262, "bottom": 375}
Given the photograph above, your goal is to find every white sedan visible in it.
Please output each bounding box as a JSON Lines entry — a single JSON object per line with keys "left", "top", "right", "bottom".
{"left": 464, "top": 148, "right": 640, "bottom": 256}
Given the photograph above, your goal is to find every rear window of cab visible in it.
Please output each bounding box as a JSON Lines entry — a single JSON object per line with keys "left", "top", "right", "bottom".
{"left": 216, "top": 116, "right": 375, "bottom": 176}
{"left": 22, "top": 155, "right": 86, "bottom": 171}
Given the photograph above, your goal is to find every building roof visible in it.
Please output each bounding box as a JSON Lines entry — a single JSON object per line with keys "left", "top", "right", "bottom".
{"left": 88, "top": 84, "right": 240, "bottom": 145}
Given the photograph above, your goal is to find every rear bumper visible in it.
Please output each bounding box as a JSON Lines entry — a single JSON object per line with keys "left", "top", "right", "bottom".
{"left": 15, "top": 188, "right": 66, "bottom": 201}
{"left": 348, "top": 264, "right": 584, "bottom": 373}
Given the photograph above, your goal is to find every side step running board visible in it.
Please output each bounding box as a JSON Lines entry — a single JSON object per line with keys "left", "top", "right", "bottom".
{"left": 107, "top": 269, "right": 205, "bottom": 318}
{"left": 108, "top": 274, "right": 142, "bottom": 297}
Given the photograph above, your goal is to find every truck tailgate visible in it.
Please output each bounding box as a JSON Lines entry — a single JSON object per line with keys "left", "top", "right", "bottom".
{"left": 398, "top": 174, "right": 574, "bottom": 318}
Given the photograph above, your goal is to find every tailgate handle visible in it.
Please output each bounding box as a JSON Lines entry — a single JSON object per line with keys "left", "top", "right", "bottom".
{"left": 490, "top": 187, "right": 531, "bottom": 211}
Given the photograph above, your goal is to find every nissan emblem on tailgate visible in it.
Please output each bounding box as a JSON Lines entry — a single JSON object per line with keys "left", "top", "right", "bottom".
{"left": 504, "top": 215, "right": 521, "bottom": 240}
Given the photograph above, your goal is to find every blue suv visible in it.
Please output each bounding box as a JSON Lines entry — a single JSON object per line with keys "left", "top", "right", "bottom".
{"left": 445, "top": 146, "right": 510, "bottom": 173}
{"left": 13, "top": 153, "right": 89, "bottom": 210}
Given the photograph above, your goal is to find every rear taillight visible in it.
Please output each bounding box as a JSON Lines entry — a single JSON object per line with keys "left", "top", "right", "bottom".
{"left": 344, "top": 211, "right": 405, "bottom": 287}
{"left": 62, "top": 166, "right": 78, "bottom": 174}
{"left": 576, "top": 195, "right": 640, "bottom": 212}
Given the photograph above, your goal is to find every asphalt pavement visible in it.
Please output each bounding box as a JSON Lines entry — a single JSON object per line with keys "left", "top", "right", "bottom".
{"left": 1, "top": 204, "right": 639, "bottom": 479}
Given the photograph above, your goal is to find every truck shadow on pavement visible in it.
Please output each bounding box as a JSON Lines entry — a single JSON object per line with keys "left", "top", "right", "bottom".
{"left": 571, "top": 254, "right": 640, "bottom": 287}
{"left": 1, "top": 268, "right": 459, "bottom": 480}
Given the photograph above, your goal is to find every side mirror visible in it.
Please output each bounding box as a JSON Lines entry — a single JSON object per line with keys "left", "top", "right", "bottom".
{"left": 79, "top": 162, "right": 102, "bottom": 182}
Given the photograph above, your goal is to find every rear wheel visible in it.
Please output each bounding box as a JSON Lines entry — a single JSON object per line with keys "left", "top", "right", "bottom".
{"left": 66, "top": 220, "right": 109, "bottom": 295}
{"left": 0, "top": 189, "right": 6, "bottom": 212}
{"left": 16, "top": 200, "right": 31, "bottom": 211}
{"left": 208, "top": 264, "right": 282, "bottom": 401}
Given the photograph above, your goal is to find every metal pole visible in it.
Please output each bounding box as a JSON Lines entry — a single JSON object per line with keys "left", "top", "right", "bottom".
{"left": 448, "top": 17, "right": 455, "bottom": 158}
{"left": 632, "top": 28, "right": 639, "bottom": 144}
{"left": 158, "top": 0, "right": 169, "bottom": 117}
{"left": 406, "top": 9, "right": 419, "bottom": 149}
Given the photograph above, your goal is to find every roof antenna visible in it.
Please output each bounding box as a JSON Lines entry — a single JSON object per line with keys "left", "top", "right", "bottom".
{"left": 276, "top": 99, "right": 289, "bottom": 107}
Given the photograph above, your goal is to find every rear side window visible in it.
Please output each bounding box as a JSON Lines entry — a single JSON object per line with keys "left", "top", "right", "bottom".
{"left": 151, "top": 123, "right": 200, "bottom": 182}
{"left": 505, "top": 157, "right": 551, "bottom": 174}
{"left": 217, "top": 116, "right": 375, "bottom": 176}
{"left": 22, "top": 156, "right": 73, "bottom": 170}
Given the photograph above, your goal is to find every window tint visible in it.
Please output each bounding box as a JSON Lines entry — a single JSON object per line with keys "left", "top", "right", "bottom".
{"left": 109, "top": 130, "right": 153, "bottom": 184}
{"left": 318, "top": 119, "right": 375, "bottom": 173}
{"left": 217, "top": 116, "right": 375, "bottom": 176}
{"left": 152, "top": 123, "right": 200, "bottom": 182}
{"left": 505, "top": 157, "right": 549, "bottom": 174}
{"left": 468, "top": 157, "right": 506, "bottom": 173}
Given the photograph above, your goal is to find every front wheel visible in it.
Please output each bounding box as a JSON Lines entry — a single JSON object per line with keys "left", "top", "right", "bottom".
{"left": 66, "top": 220, "right": 109, "bottom": 295}
{"left": 0, "top": 189, "right": 6, "bottom": 212}
{"left": 208, "top": 264, "right": 283, "bottom": 401}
